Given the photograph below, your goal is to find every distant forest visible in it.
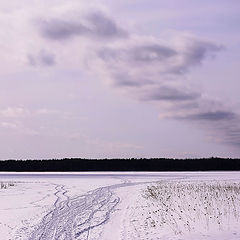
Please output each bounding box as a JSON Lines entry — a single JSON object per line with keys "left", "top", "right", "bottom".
{"left": 0, "top": 158, "right": 240, "bottom": 171}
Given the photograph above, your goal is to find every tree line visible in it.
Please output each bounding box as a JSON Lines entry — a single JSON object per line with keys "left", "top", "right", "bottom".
{"left": 0, "top": 157, "right": 240, "bottom": 171}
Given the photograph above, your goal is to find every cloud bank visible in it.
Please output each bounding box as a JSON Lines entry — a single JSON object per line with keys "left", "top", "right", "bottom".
{"left": 31, "top": 7, "right": 240, "bottom": 148}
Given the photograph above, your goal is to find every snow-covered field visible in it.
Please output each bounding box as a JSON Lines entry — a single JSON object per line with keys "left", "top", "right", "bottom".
{"left": 0, "top": 172, "right": 240, "bottom": 240}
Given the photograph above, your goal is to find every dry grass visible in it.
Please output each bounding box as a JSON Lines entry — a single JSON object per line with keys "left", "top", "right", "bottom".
{"left": 142, "top": 181, "right": 240, "bottom": 235}
{"left": 0, "top": 181, "right": 15, "bottom": 189}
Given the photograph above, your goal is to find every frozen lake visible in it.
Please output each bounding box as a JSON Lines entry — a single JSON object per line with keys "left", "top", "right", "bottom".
{"left": 0, "top": 172, "right": 240, "bottom": 239}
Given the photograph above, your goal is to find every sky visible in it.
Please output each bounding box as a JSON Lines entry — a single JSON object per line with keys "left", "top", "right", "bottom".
{"left": 0, "top": 0, "right": 240, "bottom": 159}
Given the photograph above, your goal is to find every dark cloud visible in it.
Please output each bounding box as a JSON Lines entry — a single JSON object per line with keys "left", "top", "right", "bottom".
{"left": 38, "top": 11, "right": 128, "bottom": 41}
{"left": 114, "top": 77, "right": 146, "bottom": 87}
{"left": 183, "top": 111, "right": 236, "bottom": 121}
{"left": 97, "top": 39, "right": 238, "bottom": 149}
{"left": 98, "top": 44, "right": 177, "bottom": 63}
{"left": 95, "top": 29, "right": 238, "bottom": 149}
{"left": 174, "top": 41, "right": 223, "bottom": 74}
{"left": 173, "top": 108, "right": 240, "bottom": 147}
{"left": 27, "top": 50, "right": 55, "bottom": 67}
{"left": 214, "top": 129, "right": 240, "bottom": 147}
{"left": 87, "top": 12, "right": 128, "bottom": 39}
{"left": 225, "top": 137, "right": 240, "bottom": 145}
{"left": 39, "top": 19, "right": 89, "bottom": 40}
{"left": 98, "top": 39, "right": 222, "bottom": 92}
{"left": 216, "top": 121, "right": 240, "bottom": 147}
{"left": 98, "top": 39, "right": 222, "bottom": 88}
{"left": 141, "top": 86, "right": 200, "bottom": 102}
{"left": 148, "top": 91, "right": 240, "bottom": 147}
{"left": 131, "top": 45, "right": 177, "bottom": 62}
{"left": 112, "top": 73, "right": 154, "bottom": 87}
{"left": 185, "top": 40, "right": 222, "bottom": 65}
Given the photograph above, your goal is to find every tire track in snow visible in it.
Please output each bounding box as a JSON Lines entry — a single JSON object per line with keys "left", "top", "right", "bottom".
{"left": 29, "top": 185, "right": 119, "bottom": 240}
{"left": 29, "top": 181, "right": 156, "bottom": 240}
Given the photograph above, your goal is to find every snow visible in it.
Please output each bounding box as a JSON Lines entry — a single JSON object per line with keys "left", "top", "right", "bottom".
{"left": 0, "top": 172, "right": 240, "bottom": 239}
{"left": 124, "top": 181, "right": 240, "bottom": 240}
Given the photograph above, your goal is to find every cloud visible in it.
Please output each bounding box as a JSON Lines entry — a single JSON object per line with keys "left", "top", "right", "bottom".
{"left": 27, "top": 50, "right": 56, "bottom": 67}
{"left": 95, "top": 36, "right": 240, "bottom": 147}
{"left": 206, "top": 116, "right": 240, "bottom": 147}
{"left": 37, "top": 10, "right": 128, "bottom": 41}
{"left": 97, "top": 37, "right": 222, "bottom": 87}
{"left": 99, "top": 44, "right": 177, "bottom": 63}
{"left": 87, "top": 11, "right": 128, "bottom": 39}
{"left": 183, "top": 110, "right": 236, "bottom": 121}
{"left": 0, "top": 122, "right": 18, "bottom": 129}
{"left": 0, "top": 107, "right": 30, "bottom": 118}
{"left": 35, "top": 108, "right": 59, "bottom": 115}
{"left": 175, "top": 39, "right": 223, "bottom": 74}
{"left": 38, "top": 19, "right": 88, "bottom": 40}
{"left": 161, "top": 102, "right": 240, "bottom": 146}
{"left": 110, "top": 73, "right": 154, "bottom": 87}
{"left": 141, "top": 86, "right": 201, "bottom": 102}
{"left": 0, "top": 121, "right": 38, "bottom": 136}
{"left": 32, "top": 5, "right": 240, "bottom": 149}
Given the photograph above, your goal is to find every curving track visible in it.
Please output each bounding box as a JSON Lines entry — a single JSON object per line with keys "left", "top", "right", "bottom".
{"left": 29, "top": 185, "right": 120, "bottom": 240}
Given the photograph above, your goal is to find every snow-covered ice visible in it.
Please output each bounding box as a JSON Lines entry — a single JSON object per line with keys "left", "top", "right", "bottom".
{"left": 0, "top": 172, "right": 240, "bottom": 239}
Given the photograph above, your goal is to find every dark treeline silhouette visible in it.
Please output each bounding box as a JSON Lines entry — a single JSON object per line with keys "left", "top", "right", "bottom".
{"left": 0, "top": 158, "right": 240, "bottom": 171}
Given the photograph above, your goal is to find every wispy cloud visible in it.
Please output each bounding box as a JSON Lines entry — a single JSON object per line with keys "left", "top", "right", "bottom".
{"left": 0, "top": 107, "right": 30, "bottom": 118}
{"left": 0, "top": 122, "right": 18, "bottom": 129}
{"left": 27, "top": 49, "right": 56, "bottom": 67}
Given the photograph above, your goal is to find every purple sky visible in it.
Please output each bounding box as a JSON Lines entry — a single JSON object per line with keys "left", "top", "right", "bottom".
{"left": 0, "top": 0, "right": 240, "bottom": 159}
